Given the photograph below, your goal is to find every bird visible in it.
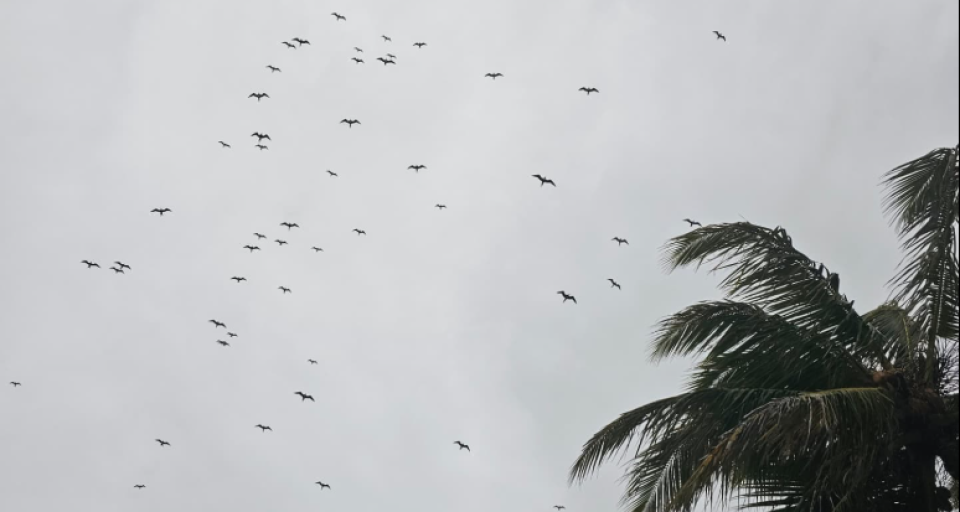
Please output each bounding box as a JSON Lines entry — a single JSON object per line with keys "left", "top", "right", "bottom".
{"left": 454, "top": 441, "right": 471, "bottom": 451}
{"left": 280, "top": 222, "right": 300, "bottom": 230}
{"left": 81, "top": 260, "right": 100, "bottom": 269}
{"left": 554, "top": 507, "right": 567, "bottom": 511}
{"left": 295, "top": 391, "right": 315, "bottom": 402}
{"left": 282, "top": 41, "right": 297, "bottom": 49}
{"left": 414, "top": 42, "right": 427, "bottom": 48}
{"left": 683, "top": 218, "right": 703, "bottom": 228}
{"left": 327, "top": 170, "right": 338, "bottom": 177}
{"left": 248, "top": 92, "right": 270, "bottom": 102}
{"left": 331, "top": 12, "right": 346, "bottom": 21}
{"left": 151, "top": 208, "right": 172, "bottom": 216}
{"left": 251, "top": 132, "right": 271, "bottom": 142}
{"left": 354, "top": 47, "right": 363, "bottom": 53}
{"left": 340, "top": 119, "right": 361, "bottom": 128}
{"left": 557, "top": 291, "right": 577, "bottom": 304}
{"left": 227, "top": 332, "right": 238, "bottom": 338}
{"left": 255, "top": 144, "right": 269, "bottom": 151}
{"left": 255, "top": 424, "right": 272, "bottom": 432}
{"left": 316, "top": 481, "right": 332, "bottom": 490}
{"left": 408, "top": 164, "right": 427, "bottom": 172}
{"left": 382, "top": 35, "right": 392, "bottom": 42}
{"left": 230, "top": 276, "right": 247, "bottom": 283}
{"left": 532, "top": 174, "right": 556, "bottom": 187}
{"left": 579, "top": 87, "right": 599, "bottom": 95}
{"left": 292, "top": 38, "right": 310, "bottom": 46}
{"left": 279, "top": 286, "right": 292, "bottom": 294}
{"left": 353, "top": 229, "right": 367, "bottom": 236}
{"left": 608, "top": 279, "right": 622, "bottom": 290}
{"left": 109, "top": 266, "right": 125, "bottom": 274}
{"left": 713, "top": 31, "right": 727, "bottom": 41}
{"left": 311, "top": 247, "right": 324, "bottom": 253}
{"left": 351, "top": 57, "right": 364, "bottom": 64}
{"left": 612, "top": 237, "right": 629, "bottom": 246}
{"left": 243, "top": 245, "right": 260, "bottom": 253}
{"left": 114, "top": 261, "right": 131, "bottom": 270}
{"left": 209, "top": 320, "right": 226, "bottom": 329}
{"left": 155, "top": 439, "right": 171, "bottom": 447}
{"left": 485, "top": 72, "right": 503, "bottom": 80}
{"left": 386, "top": 53, "right": 397, "bottom": 59}
{"left": 216, "top": 340, "right": 230, "bottom": 347}
{"left": 435, "top": 204, "right": 447, "bottom": 210}
{"left": 133, "top": 485, "right": 146, "bottom": 489}
{"left": 275, "top": 239, "right": 288, "bottom": 246}
{"left": 218, "top": 141, "right": 231, "bottom": 148}
{"left": 308, "top": 359, "right": 318, "bottom": 365}
{"left": 377, "top": 57, "right": 396, "bottom": 65}
{"left": 266, "top": 65, "right": 281, "bottom": 73}
{"left": 9, "top": 382, "right": 21, "bottom": 387}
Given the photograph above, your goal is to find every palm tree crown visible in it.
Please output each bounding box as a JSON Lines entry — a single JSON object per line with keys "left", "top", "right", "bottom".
{"left": 570, "top": 145, "right": 959, "bottom": 512}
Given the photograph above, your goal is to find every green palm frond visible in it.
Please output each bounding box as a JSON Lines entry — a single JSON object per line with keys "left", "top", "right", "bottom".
{"left": 663, "top": 223, "right": 894, "bottom": 372}
{"left": 862, "top": 303, "right": 922, "bottom": 367}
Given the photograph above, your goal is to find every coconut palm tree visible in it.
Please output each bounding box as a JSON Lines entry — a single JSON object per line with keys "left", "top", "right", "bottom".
{"left": 570, "top": 145, "right": 959, "bottom": 512}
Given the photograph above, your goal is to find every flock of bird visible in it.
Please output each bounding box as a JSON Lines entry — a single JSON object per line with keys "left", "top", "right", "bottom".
{"left": 5, "top": 10, "right": 733, "bottom": 509}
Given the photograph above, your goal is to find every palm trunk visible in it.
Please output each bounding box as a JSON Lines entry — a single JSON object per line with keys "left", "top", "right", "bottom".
{"left": 916, "top": 452, "right": 941, "bottom": 511}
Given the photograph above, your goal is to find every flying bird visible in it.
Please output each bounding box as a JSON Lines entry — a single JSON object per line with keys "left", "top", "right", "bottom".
{"left": 280, "top": 222, "right": 300, "bottom": 230}
{"left": 713, "top": 31, "right": 727, "bottom": 41}
{"left": 279, "top": 286, "right": 292, "bottom": 294}
{"left": 275, "top": 239, "right": 288, "bottom": 246}
{"left": 308, "top": 359, "right": 318, "bottom": 365}
{"left": 227, "top": 332, "right": 238, "bottom": 338}
{"left": 608, "top": 279, "right": 621, "bottom": 290}
{"left": 218, "top": 141, "right": 231, "bottom": 148}
{"left": 248, "top": 92, "right": 270, "bottom": 102}
{"left": 354, "top": 47, "right": 364, "bottom": 53}
{"left": 485, "top": 72, "right": 503, "bottom": 80}
{"left": 155, "top": 439, "right": 171, "bottom": 447}
{"left": 255, "top": 144, "right": 269, "bottom": 151}
{"left": 81, "top": 260, "right": 100, "bottom": 269}
{"left": 352, "top": 57, "right": 364, "bottom": 64}
{"left": 110, "top": 266, "right": 125, "bottom": 274}
{"left": 382, "top": 35, "right": 392, "bottom": 42}
{"left": 408, "top": 164, "right": 427, "bottom": 172}
{"left": 331, "top": 12, "right": 346, "bottom": 21}
{"left": 216, "top": 340, "right": 230, "bottom": 347}
{"left": 340, "top": 119, "right": 361, "bottom": 128}
{"left": 435, "top": 204, "right": 447, "bottom": 210}
{"left": 414, "top": 42, "right": 427, "bottom": 48}
{"left": 612, "top": 237, "right": 629, "bottom": 246}
{"left": 377, "top": 57, "right": 396, "bottom": 65}
{"left": 266, "top": 65, "right": 281, "bottom": 73}
{"left": 532, "top": 174, "right": 556, "bottom": 187}
{"left": 231, "top": 276, "right": 247, "bottom": 283}
{"left": 243, "top": 245, "right": 260, "bottom": 253}
{"left": 115, "top": 262, "right": 131, "bottom": 270}
{"left": 554, "top": 507, "right": 567, "bottom": 511}
{"left": 209, "top": 320, "right": 226, "bottom": 329}
{"left": 327, "top": 170, "right": 338, "bottom": 177}
{"left": 251, "top": 132, "right": 271, "bottom": 142}
{"left": 255, "top": 424, "right": 272, "bottom": 432}
{"left": 254, "top": 233, "right": 267, "bottom": 240}
{"left": 557, "top": 291, "right": 577, "bottom": 304}
{"left": 295, "top": 391, "right": 315, "bottom": 402}
{"left": 454, "top": 441, "right": 471, "bottom": 451}
{"left": 311, "top": 247, "right": 324, "bottom": 253}
{"left": 9, "top": 382, "right": 21, "bottom": 387}
{"left": 353, "top": 229, "right": 367, "bottom": 236}
{"left": 282, "top": 41, "right": 296, "bottom": 49}
{"left": 134, "top": 485, "right": 146, "bottom": 489}
{"left": 151, "top": 208, "right": 172, "bottom": 216}
{"left": 579, "top": 87, "right": 599, "bottom": 95}
{"left": 683, "top": 218, "right": 703, "bottom": 228}
{"left": 292, "top": 38, "right": 310, "bottom": 46}
{"left": 316, "top": 481, "right": 332, "bottom": 490}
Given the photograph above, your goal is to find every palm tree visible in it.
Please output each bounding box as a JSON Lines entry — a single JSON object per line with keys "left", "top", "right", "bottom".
{"left": 570, "top": 145, "right": 959, "bottom": 512}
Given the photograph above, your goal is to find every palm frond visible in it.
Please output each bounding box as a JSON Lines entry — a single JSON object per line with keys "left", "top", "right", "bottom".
{"left": 862, "top": 303, "right": 922, "bottom": 367}
{"left": 663, "top": 223, "right": 894, "bottom": 372}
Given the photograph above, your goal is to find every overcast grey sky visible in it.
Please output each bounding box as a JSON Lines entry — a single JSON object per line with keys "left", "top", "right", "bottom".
{"left": 0, "top": 1, "right": 957, "bottom": 511}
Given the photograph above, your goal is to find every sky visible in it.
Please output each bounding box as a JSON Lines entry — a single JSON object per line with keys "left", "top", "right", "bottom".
{"left": 0, "top": 1, "right": 957, "bottom": 511}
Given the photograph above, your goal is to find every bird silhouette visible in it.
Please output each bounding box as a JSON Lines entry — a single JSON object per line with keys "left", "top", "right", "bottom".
{"left": 354, "top": 47, "right": 364, "bottom": 53}
{"left": 9, "top": 382, "right": 21, "bottom": 387}
{"left": 216, "top": 340, "right": 230, "bottom": 347}
{"left": 275, "top": 239, "right": 288, "bottom": 246}
{"left": 155, "top": 439, "right": 171, "bottom": 447}
{"left": 454, "top": 441, "right": 471, "bottom": 451}
{"left": 408, "top": 164, "right": 427, "bottom": 172}
{"left": 608, "top": 279, "right": 622, "bottom": 290}
{"left": 382, "top": 35, "right": 392, "bottom": 42}
{"left": 352, "top": 57, "right": 364, "bottom": 64}
{"left": 151, "top": 208, "right": 172, "bottom": 216}
{"left": 292, "top": 38, "right": 310, "bottom": 46}
{"left": 251, "top": 132, "right": 271, "bottom": 142}
{"left": 248, "top": 92, "right": 270, "bottom": 102}
{"left": 557, "top": 291, "right": 577, "bottom": 304}
{"left": 266, "top": 65, "right": 281, "bottom": 73}
{"left": 255, "top": 144, "right": 269, "bottom": 151}
{"left": 231, "top": 277, "right": 247, "bottom": 283}
{"left": 279, "top": 286, "right": 292, "bottom": 294}
{"left": 308, "top": 359, "right": 318, "bottom": 365}
{"left": 218, "top": 141, "right": 231, "bottom": 148}
{"left": 683, "top": 218, "right": 703, "bottom": 228}
{"left": 209, "top": 320, "right": 226, "bottom": 329}
{"left": 295, "top": 391, "right": 315, "bottom": 402}
{"left": 331, "top": 12, "right": 346, "bottom": 21}
{"left": 110, "top": 266, "right": 125, "bottom": 274}
{"left": 134, "top": 485, "right": 146, "bottom": 489}
{"left": 713, "top": 31, "right": 727, "bottom": 41}
{"left": 255, "top": 424, "right": 273, "bottom": 432}
{"left": 280, "top": 222, "right": 300, "bottom": 230}
{"left": 353, "top": 229, "right": 367, "bottom": 236}
{"left": 243, "top": 245, "right": 260, "bottom": 253}
{"left": 414, "top": 42, "right": 427, "bottom": 48}
{"left": 81, "top": 260, "right": 100, "bottom": 269}
{"left": 386, "top": 53, "right": 397, "bottom": 59}
{"left": 485, "top": 72, "right": 503, "bottom": 80}
{"left": 377, "top": 57, "right": 396, "bottom": 65}
{"left": 327, "top": 170, "right": 339, "bottom": 177}
{"left": 254, "top": 233, "right": 267, "bottom": 240}
{"left": 282, "top": 41, "right": 296, "bottom": 49}
{"left": 312, "top": 247, "right": 324, "bottom": 252}
{"left": 554, "top": 507, "right": 567, "bottom": 511}
{"left": 435, "top": 204, "right": 447, "bottom": 210}
{"left": 316, "top": 481, "right": 332, "bottom": 490}
{"left": 579, "top": 87, "right": 599, "bottom": 95}
{"left": 532, "top": 174, "right": 556, "bottom": 187}
{"left": 612, "top": 237, "right": 629, "bottom": 246}
{"left": 114, "top": 261, "right": 131, "bottom": 270}
{"left": 340, "top": 119, "right": 361, "bottom": 128}
{"left": 227, "top": 332, "right": 238, "bottom": 338}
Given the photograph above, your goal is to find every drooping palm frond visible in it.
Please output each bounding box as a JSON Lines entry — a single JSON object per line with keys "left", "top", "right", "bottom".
{"left": 654, "top": 301, "right": 870, "bottom": 390}
{"left": 673, "top": 388, "right": 898, "bottom": 511}
{"left": 663, "top": 223, "right": 895, "bottom": 372}
{"left": 882, "top": 146, "right": 960, "bottom": 379}
{"left": 862, "top": 303, "right": 923, "bottom": 368}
